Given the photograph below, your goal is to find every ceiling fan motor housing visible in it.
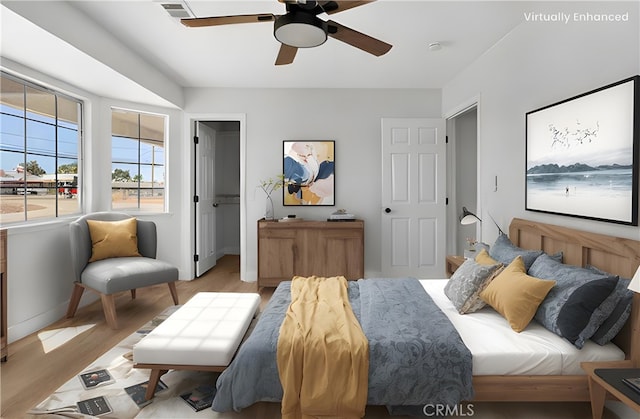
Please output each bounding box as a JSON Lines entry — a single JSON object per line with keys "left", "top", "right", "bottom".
{"left": 274, "top": 12, "right": 328, "bottom": 48}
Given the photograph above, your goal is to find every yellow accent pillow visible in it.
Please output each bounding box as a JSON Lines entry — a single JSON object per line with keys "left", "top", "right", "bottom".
{"left": 475, "top": 248, "right": 499, "bottom": 266}
{"left": 479, "top": 256, "right": 556, "bottom": 332}
{"left": 87, "top": 218, "right": 141, "bottom": 262}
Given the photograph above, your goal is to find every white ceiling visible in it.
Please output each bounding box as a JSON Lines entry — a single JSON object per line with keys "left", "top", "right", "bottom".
{"left": 68, "top": 0, "right": 530, "bottom": 88}
{"left": 2, "top": 1, "right": 545, "bottom": 105}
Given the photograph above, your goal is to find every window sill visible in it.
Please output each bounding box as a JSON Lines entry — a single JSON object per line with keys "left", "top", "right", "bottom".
{"left": 1, "top": 215, "right": 79, "bottom": 234}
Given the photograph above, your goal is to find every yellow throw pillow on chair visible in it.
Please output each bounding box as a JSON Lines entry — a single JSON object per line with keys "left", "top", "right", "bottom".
{"left": 87, "top": 217, "right": 141, "bottom": 262}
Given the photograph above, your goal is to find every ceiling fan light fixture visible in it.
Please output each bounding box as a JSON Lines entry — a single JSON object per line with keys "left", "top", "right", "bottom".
{"left": 274, "top": 13, "right": 327, "bottom": 48}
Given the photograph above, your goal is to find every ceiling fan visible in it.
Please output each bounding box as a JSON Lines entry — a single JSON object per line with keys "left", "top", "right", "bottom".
{"left": 180, "top": 0, "right": 392, "bottom": 65}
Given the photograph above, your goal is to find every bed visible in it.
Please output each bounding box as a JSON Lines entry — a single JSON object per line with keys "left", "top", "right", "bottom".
{"left": 213, "top": 218, "right": 640, "bottom": 412}
{"left": 471, "top": 218, "right": 639, "bottom": 401}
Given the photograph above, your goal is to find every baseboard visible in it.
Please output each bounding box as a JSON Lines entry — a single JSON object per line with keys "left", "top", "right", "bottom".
{"left": 8, "top": 292, "right": 99, "bottom": 344}
{"left": 215, "top": 247, "right": 240, "bottom": 260}
{"left": 244, "top": 269, "right": 257, "bottom": 282}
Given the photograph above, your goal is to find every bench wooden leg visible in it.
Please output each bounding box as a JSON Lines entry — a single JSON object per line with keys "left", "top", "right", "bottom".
{"left": 131, "top": 289, "right": 136, "bottom": 299}
{"left": 146, "top": 369, "right": 169, "bottom": 400}
{"left": 168, "top": 282, "right": 179, "bottom": 305}
{"left": 66, "top": 283, "right": 84, "bottom": 319}
{"left": 100, "top": 294, "right": 118, "bottom": 329}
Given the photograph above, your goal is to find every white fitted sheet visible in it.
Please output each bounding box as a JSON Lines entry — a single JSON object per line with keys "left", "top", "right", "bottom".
{"left": 420, "top": 279, "right": 625, "bottom": 375}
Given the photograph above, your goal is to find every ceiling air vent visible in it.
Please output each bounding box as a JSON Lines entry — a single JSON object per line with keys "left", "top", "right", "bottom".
{"left": 159, "top": 2, "right": 193, "bottom": 19}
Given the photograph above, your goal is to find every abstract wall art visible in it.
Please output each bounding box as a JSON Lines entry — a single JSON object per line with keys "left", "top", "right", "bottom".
{"left": 283, "top": 140, "right": 335, "bottom": 206}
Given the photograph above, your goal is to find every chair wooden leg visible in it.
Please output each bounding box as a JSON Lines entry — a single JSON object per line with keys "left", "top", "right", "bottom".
{"left": 100, "top": 294, "right": 118, "bottom": 329}
{"left": 131, "top": 289, "right": 136, "bottom": 299}
{"left": 168, "top": 282, "right": 179, "bottom": 305}
{"left": 66, "top": 283, "right": 85, "bottom": 319}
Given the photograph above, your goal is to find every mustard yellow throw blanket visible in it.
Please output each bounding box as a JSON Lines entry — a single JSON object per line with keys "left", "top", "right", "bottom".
{"left": 277, "top": 276, "right": 369, "bottom": 419}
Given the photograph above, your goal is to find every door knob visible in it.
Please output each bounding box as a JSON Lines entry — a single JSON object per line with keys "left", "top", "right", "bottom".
{"left": 384, "top": 208, "right": 391, "bottom": 213}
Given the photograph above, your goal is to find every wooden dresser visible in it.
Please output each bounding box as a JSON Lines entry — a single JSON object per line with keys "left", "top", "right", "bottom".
{"left": 1, "top": 229, "right": 7, "bottom": 361}
{"left": 257, "top": 219, "right": 364, "bottom": 288}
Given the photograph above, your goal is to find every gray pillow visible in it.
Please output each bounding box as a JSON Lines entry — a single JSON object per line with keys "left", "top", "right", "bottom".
{"left": 489, "top": 234, "right": 543, "bottom": 271}
{"left": 585, "top": 266, "right": 633, "bottom": 345}
{"left": 444, "top": 258, "right": 503, "bottom": 314}
{"left": 530, "top": 254, "right": 619, "bottom": 348}
{"left": 548, "top": 251, "right": 563, "bottom": 263}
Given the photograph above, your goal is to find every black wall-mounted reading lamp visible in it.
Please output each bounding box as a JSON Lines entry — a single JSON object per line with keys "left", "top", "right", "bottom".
{"left": 459, "top": 206, "right": 482, "bottom": 225}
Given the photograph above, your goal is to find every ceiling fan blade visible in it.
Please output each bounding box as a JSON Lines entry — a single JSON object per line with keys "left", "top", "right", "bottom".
{"left": 181, "top": 14, "right": 275, "bottom": 28}
{"left": 327, "top": 20, "right": 391, "bottom": 56}
{"left": 320, "top": 1, "right": 375, "bottom": 15}
{"left": 275, "top": 44, "right": 298, "bottom": 65}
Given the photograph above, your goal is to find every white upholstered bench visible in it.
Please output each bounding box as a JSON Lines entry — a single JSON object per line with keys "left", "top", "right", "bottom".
{"left": 133, "top": 292, "right": 261, "bottom": 400}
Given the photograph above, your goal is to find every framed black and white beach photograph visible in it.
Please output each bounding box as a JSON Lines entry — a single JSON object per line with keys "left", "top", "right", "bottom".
{"left": 526, "top": 76, "right": 639, "bottom": 225}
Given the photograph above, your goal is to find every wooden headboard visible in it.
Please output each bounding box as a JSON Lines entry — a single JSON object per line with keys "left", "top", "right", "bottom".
{"left": 508, "top": 218, "right": 640, "bottom": 366}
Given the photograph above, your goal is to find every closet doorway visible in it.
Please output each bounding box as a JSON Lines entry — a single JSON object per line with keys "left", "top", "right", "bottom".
{"left": 193, "top": 119, "right": 242, "bottom": 277}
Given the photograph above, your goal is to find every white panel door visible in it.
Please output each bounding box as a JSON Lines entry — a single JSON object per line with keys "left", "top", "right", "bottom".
{"left": 195, "top": 122, "right": 217, "bottom": 277}
{"left": 381, "top": 118, "right": 446, "bottom": 278}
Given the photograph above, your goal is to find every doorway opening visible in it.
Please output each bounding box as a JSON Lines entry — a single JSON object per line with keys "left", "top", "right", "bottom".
{"left": 193, "top": 120, "right": 241, "bottom": 277}
{"left": 446, "top": 105, "right": 479, "bottom": 256}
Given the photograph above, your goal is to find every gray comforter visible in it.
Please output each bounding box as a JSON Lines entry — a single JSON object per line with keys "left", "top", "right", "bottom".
{"left": 212, "top": 277, "right": 473, "bottom": 414}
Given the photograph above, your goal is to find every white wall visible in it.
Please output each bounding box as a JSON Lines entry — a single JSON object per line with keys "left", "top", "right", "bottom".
{"left": 2, "top": 61, "right": 190, "bottom": 343}
{"left": 2, "top": 1, "right": 183, "bottom": 108}
{"left": 96, "top": 97, "right": 188, "bottom": 277}
{"left": 443, "top": 1, "right": 640, "bottom": 245}
{"left": 185, "top": 88, "right": 442, "bottom": 280}
{"left": 2, "top": 60, "right": 99, "bottom": 342}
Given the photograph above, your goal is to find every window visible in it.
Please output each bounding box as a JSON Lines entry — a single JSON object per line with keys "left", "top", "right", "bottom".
{"left": 111, "top": 108, "right": 166, "bottom": 212}
{"left": 0, "top": 72, "right": 82, "bottom": 224}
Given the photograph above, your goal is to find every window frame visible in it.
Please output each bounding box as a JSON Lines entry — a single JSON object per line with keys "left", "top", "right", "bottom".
{"left": 110, "top": 107, "right": 167, "bottom": 213}
{"left": 0, "top": 71, "right": 83, "bottom": 224}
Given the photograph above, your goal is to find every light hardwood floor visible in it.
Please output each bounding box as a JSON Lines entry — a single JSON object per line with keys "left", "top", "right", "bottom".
{"left": 0, "top": 255, "right": 267, "bottom": 418}
{"left": 0, "top": 256, "right": 631, "bottom": 419}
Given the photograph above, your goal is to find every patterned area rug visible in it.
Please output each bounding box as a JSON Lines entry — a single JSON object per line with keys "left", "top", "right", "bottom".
{"left": 27, "top": 306, "right": 233, "bottom": 419}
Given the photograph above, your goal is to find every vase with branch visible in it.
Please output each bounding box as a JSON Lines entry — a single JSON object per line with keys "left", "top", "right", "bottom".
{"left": 259, "top": 174, "right": 284, "bottom": 220}
{"left": 464, "top": 237, "right": 478, "bottom": 259}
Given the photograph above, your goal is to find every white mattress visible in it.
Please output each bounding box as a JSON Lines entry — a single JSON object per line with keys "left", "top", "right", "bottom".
{"left": 133, "top": 292, "right": 261, "bottom": 366}
{"left": 420, "top": 279, "right": 625, "bottom": 375}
